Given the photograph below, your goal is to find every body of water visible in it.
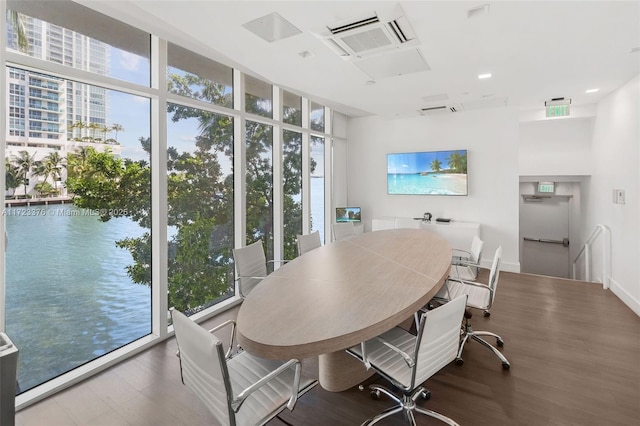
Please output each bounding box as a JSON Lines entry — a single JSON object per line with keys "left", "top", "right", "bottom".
{"left": 5, "top": 204, "right": 151, "bottom": 392}
{"left": 387, "top": 173, "right": 468, "bottom": 195}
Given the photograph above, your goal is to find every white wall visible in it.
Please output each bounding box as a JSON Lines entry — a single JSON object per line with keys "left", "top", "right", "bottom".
{"left": 519, "top": 116, "right": 594, "bottom": 176}
{"left": 583, "top": 75, "right": 640, "bottom": 315}
{"left": 347, "top": 108, "right": 520, "bottom": 271}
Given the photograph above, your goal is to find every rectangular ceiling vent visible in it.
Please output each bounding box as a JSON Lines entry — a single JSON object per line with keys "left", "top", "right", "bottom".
{"left": 321, "top": 7, "right": 417, "bottom": 59}
{"left": 420, "top": 104, "right": 463, "bottom": 115}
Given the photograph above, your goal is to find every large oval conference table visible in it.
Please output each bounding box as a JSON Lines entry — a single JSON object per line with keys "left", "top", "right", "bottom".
{"left": 236, "top": 228, "right": 452, "bottom": 392}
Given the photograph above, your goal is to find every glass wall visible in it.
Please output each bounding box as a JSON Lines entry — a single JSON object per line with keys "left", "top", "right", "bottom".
{"left": 2, "top": 0, "right": 337, "bottom": 404}
{"left": 245, "top": 121, "right": 274, "bottom": 261}
{"left": 166, "top": 105, "right": 234, "bottom": 315}
{"left": 4, "top": 68, "right": 151, "bottom": 393}
{"left": 310, "top": 135, "right": 325, "bottom": 243}
{"left": 283, "top": 130, "right": 303, "bottom": 259}
{"left": 245, "top": 75, "right": 273, "bottom": 119}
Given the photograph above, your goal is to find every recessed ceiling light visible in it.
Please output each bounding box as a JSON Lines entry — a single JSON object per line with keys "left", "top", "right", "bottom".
{"left": 298, "top": 50, "right": 315, "bottom": 59}
{"left": 585, "top": 88, "right": 599, "bottom": 94}
{"left": 478, "top": 73, "right": 492, "bottom": 79}
{"left": 468, "top": 4, "right": 490, "bottom": 19}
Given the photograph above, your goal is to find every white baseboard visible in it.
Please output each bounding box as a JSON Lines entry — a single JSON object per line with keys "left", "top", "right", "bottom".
{"left": 481, "top": 259, "right": 520, "bottom": 273}
{"left": 609, "top": 278, "right": 640, "bottom": 317}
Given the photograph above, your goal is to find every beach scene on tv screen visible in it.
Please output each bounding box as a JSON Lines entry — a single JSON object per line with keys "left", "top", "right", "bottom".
{"left": 336, "top": 207, "right": 361, "bottom": 222}
{"left": 387, "top": 150, "right": 467, "bottom": 195}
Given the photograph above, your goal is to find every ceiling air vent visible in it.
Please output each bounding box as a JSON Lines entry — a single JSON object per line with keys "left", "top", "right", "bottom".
{"left": 319, "top": 6, "right": 417, "bottom": 59}
{"left": 420, "top": 104, "right": 463, "bottom": 115}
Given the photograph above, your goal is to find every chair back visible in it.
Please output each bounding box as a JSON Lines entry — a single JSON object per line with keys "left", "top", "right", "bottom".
{"left": 233, "top": 240, "right": 267, "bottom": 297}
{"left": 413, "top": 294, "right": 467, "bottom": 388}
{"left": 171, "top": 309, "right": 234, "bottom": 426}
{"left": 469, "top": 235, "right": 484, "bottom": 264}
{"left": 296, "top": 231, "right": 321, "bottom": 256}
{"left": 487, "top": 246, "right": 502, "bottom": 305}
{"left": 332, "top": 222, "right": 356, "bottom": 241}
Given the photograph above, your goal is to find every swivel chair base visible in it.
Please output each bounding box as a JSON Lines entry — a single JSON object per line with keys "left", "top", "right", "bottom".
{"left": 362, "top": 384, "right": 459, "bottom": 426}
{"left": 456, "top": 310, "right": 510, "bottom": 369}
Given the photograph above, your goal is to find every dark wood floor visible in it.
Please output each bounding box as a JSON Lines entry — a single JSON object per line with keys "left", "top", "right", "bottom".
{"left": 16, "top": 272, "right": 640, "bottom": 425}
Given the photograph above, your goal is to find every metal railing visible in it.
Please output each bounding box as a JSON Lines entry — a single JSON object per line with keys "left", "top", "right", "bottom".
{"left": 572, "top": 224, "right": 611, "bottom": 288}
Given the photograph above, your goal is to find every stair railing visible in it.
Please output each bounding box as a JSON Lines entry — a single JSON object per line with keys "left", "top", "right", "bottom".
{"left": 572, "top": 224, "right": 611, "bottom": 288}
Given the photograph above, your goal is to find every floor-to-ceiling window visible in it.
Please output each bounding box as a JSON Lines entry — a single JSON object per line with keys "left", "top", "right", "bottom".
{"left": 2, "top": 0, "right": 338, "bottom": 406}
{"left": 4, "top": 0, "right": 152, "bottom": 394}
{"left": 283, "top": 129, "right": 303, "bottom": 259}
{"left": 166, "top": 43, "right": 235, "bottom": 316}
{"left": 310, "top": 135, "right": 325, "bottom": 243}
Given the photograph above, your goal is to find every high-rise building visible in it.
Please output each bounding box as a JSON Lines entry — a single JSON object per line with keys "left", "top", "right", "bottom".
{"left": 5, "top": 13, "right": 113, "bottom": 197}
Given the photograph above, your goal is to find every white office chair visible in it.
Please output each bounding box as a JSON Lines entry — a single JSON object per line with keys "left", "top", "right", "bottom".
{"left": 436, "top": 246, "right": 511, "bottom": 369}
{"left": 347, "top": 294, "right": 467, "bottom": 426}
{"left": 332, "top": 222, "right": 356, "bottom": 241}
{"left": 296, "top": 230, "right": 322, "bottom": 256}
{"left": 451, "top": 235, "right": 484, "bottom": 282}
{"left": 232, "top": 240, "right": 287, "bottom": 298}
{"left": 170, "top": 308, "right": 317, "bottom": 426}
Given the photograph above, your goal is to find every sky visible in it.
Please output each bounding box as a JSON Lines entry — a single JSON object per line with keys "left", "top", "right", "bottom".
{"left": 387, "top": 150, "right": 465, "bottom": 174}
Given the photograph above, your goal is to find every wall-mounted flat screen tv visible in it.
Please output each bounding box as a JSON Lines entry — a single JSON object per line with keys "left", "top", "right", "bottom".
{"left": 387, "top": 150, "right": 468, "bottom": 195}
{"left": 336, "top": 207, "right": 361, "bottom": 223}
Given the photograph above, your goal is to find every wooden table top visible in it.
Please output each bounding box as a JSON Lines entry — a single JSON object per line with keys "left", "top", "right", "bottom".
{"left": 236, "top": 229, "right": 452, "bottom": 360}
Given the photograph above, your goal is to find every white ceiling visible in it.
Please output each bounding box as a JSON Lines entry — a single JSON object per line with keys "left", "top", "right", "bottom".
{"left": 88, "top": 1, "right": 640, "bottom": 118}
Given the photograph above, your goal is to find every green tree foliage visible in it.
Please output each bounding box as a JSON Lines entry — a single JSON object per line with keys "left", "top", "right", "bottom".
{"left": 67, "top": 72, "right": 311, "bottom": 314}
{"left": 430, "top": 159, "right": 442, "bottom": 173}
{"left": 447, "top": 151, "right": 467, "bottom": 173}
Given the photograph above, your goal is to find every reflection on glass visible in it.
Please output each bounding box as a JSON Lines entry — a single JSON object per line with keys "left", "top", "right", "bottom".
{"left": 166, "top": 102, "right": 235, "bottom": 316}
{"left": 6, "top": 2, "right": 150, "bottom": 86}
{"left": 167, "top": 42, "right": 233, "bottom": 108}
{"left": 246, "top": 121, "right": 274, "bottom": 261}
{"left": 310, "top": 102, "right": 325, "bottom": 133}
{"left": 245, "top": 74, "right": 273, "bottom": 118}
{"left": 283, "top": 130, "right": 302, "bottom": 259}
{"left": 283, "top": 91, "right": 302, "bottom": 126}
{"left": 310, "top": 136, "right": 325, "bottom": 243}
{"left": 5, "top": 69, "right": 151, "bottom": 393}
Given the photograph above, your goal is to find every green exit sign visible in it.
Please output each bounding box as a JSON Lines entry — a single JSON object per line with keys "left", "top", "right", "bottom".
{"left": 546, "top": 104, "right": 570, "bottom": 117}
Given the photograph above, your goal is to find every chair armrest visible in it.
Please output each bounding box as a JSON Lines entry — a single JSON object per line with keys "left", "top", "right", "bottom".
{"left": 451, "top": 248, "right": 471, "bottom": 257}
{"left": 208, "top": 319, "right": 237, "bottom": 359}
{"left": 235, "top": 275, "right": 266, "bottom": 298}
{"left": 373, "top": 335, "right": 415, "bottom": 368}
{"left": 447, "top": 277, "right": 493, "bottom": 294}
{"left": 232, "top": 359, "right": 302, "bottom": 412}
{"left": 267, "top": 259, "right": 290, "bottom": 265}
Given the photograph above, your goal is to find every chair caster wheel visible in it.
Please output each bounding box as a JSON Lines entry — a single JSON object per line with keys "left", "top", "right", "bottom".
{"left": 420, "top": 390, "right": 431, "bottom": 400}
{"left": 484, "top": 311, "right": 491, "bottom": 317}
{"left": 455, "top": 357, "right": 464, "bottom": 366}
{"left": 370, "top": 389, "right": 380, "bottom": 400}
{"left": 497, "top": 338, "right": 504, "bottom": 347}
{"left": 502, "top": 362, "right": 510, "bottom": 370}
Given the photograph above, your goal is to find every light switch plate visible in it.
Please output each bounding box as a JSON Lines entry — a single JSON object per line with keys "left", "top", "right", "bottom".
{"left": 613, "top": 189, "right": 625, "bottom": 204}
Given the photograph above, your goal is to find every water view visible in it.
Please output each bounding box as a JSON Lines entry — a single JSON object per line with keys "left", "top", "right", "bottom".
{"left": 5, "top": 204, "right": 151, "bottom": 392}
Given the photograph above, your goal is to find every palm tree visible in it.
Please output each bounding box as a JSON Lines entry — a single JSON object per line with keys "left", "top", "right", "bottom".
{"left": 44, "top": 151, "right": 66, "bottom": 190}
{"left": 42, "top": 152, "right": 66, "bottom": 192}
{"left": 11, "top": 150, "right": 37, "bottom": 198}
{"left": 430, "top": 159, "right": 442, "bottom": 173}
{"left": 447, "top": 151, "right": 467, "bottom": 173}
{"left": 110, "top": 123, "right": 124, "bottom": 143}
{"left": 70, "top": 120, "right": 86, "bottom": 141}
{"left": 5, "top": 157, "right": 21, "bottom": 197}
{"left": 7, "top": 10, "right": 28, "bottom": 52}
{"left": 88, "top": 122, "right": 101, "bottom": 141}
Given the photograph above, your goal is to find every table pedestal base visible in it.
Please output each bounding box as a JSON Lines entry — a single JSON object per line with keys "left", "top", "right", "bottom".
{"left": 319, "top": 350, "right": 374, "bottom": 392}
